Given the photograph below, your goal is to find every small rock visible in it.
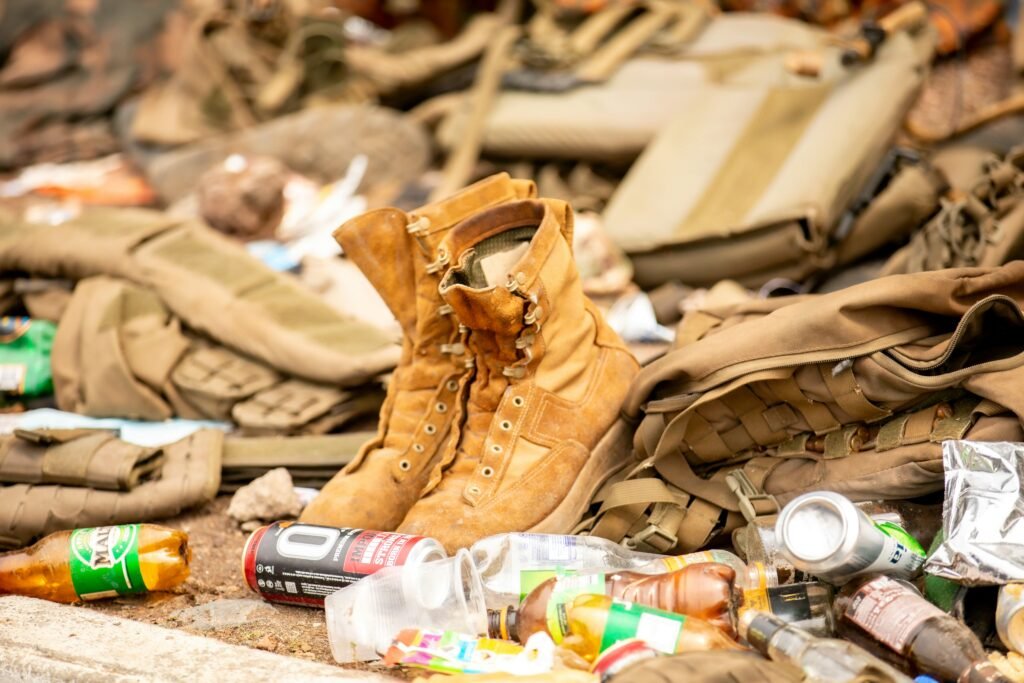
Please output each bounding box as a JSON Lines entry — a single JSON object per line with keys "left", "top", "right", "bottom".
{"left": 240, "top": 520, "right": 263, "bottom": 533}
{"left": 300, "top": 643, "right": 312, "bottom": 652}
{"left": 172, "top": 599, "right": 277, "bottom": 631}
{"left": 255, "top": 635, "right": 278, "bottom": 652}
{"left": 227, "top": 468, "right": 303, "bottom": 524}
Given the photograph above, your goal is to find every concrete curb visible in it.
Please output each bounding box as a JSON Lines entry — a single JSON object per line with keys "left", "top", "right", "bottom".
{"left": 0, "top": 596, "right": 390, "bottom": 682}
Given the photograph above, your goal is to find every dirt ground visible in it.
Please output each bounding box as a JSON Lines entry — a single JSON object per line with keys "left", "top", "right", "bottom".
{"left": 82, "top": 496, "right": 413, "bottom": 680}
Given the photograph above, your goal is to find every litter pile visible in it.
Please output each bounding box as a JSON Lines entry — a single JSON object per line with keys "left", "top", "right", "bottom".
{"left": 4, "top": 0, "right": 1024, "bottom": 681}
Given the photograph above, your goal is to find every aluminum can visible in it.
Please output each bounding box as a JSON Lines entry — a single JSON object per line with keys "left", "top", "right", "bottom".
{"left": 243, "top": 521, "right": 446, "bottom": 607}
{"left": 775, "top": 491, "right": 924, "bottom": 585}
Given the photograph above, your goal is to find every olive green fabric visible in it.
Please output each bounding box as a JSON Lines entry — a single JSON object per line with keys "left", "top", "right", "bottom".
{"left": 0, "top": 208, "right": 399, "bottom": 386}
{"left": 220, "top": 432, "right": 371, "bottom": 492}
{"left": 0, "top": 429, "right": 163, "bottom": 491}
{"left": 578, "top": 263, "right": 1024, "bottom": 553}
{"left": 0, "top": 429, "right": 222, "bottom": 549}
{"left": 51, "top": 276, "right": 384, "bottom": 434}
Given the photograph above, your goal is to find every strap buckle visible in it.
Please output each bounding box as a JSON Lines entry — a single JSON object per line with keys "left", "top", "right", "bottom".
{"left": 726, "top": 470, "right": 779, "bottom": 523}
{"left": 627, "top": 523, "right": 678, "bottom": 554}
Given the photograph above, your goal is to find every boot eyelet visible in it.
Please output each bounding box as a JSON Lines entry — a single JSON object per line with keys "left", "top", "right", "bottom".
{"left": 512, "top": 397, "right": 525, "bottom": 408}
{"left": 424, "top": 424, "right": 437, "bottom": 435}
{"left": 399, "top": 460, "right": 412, "bottom": 471}
{"left": 446, "top": 380, "right": 458, "bottom": 392}
{"left": 481, "top": 467, "right": 494, "bottom": 478}
{"left": 500, "top": 420, "right": 512, "bottom": 431}
{"left": 468, "top": 485, "right": 481, "bottom": 495}
{"left": 490, "top": 444, "right": 503, "bottom": 454}
{"left": 413, "top": 444, "right": 425, "bottom": 453}
{"left": 436, "top": 402, "right": 448, "bottom": 413}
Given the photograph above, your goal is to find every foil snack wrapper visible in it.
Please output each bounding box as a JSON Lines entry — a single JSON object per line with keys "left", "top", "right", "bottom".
{"left": 926, "top": 440, "right": 1024, "bottom": 585}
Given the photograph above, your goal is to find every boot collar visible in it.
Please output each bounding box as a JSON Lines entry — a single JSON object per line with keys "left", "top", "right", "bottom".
{"left": 437, "top": 198, "right": 573, "bottom": 300}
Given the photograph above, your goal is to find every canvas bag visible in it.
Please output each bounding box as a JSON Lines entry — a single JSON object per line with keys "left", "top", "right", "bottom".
{"left": 600, "top": 15, "right": 936, "bottom": 288}
{"left": 577, "top": 263, "right": 1024, "bottom": 553}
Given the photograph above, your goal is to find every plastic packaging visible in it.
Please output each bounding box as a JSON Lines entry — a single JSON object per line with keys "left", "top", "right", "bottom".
{"left": 927, "top": 441, "right": 1024, "bottom": 584}
{"left": 384, "top": 628, "right": 555, "bottom": 675}
{"left": 325, "top": 549, "right": 487, "bottom": 663}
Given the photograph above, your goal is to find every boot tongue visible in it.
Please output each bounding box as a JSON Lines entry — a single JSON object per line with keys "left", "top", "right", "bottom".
{"left": 452, "top": 227, "right": 536, "bottom": 289}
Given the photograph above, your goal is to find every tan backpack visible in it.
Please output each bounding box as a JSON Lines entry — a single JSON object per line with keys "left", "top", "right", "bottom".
{"left": 576, "top": 263, "right": 1024, "bottom": 553}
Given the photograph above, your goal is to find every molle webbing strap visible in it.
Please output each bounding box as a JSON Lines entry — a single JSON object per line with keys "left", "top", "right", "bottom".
{"left": 768, "top": 375, "right": 841, "bottom": 434}
{"left": 0, "top": 430, "right": 164, "bottom": 491}
{"left": 819, "top": 362, "right": 892, "bottom": 423}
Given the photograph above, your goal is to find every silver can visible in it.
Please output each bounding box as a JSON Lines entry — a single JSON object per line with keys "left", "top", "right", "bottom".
{"left": 775, "top": 491, "right": 924, "bottom": 585}
{"left": 997, "top": 583, "right": 1024, "bottom": 653}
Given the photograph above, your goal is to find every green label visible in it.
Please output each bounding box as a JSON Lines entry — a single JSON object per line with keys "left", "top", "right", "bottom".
{"left": 69, "top": 525, "right": 147, "bottom": 600}
{"left": 599, "top": 600, "right": 686, "bottom": 654}
{"left": 519, "top": 568, "right": 578, "bottom": 602}
{"left": 875, "top": 521, "right": 926, "bottom": 557}
{"left": 545, "top": 573, "right": 606, "bottom": 643}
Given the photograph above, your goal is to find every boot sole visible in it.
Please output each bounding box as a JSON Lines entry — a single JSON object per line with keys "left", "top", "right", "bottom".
{"left": 527, "top": 419, "right": 633, "bottom": 535}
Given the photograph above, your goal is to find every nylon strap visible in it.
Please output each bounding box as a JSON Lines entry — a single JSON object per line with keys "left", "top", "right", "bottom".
{"left": 720, "top": 386, "right": 784, "bottom": 446}
{"left": 819, "top": 362, "right": 892, "bottom": 423}
{"left": 575, "top": 7, "right": 674, "bottom": 83}
{"left": 769, "top": 375, "right": 841, "bottom": 433}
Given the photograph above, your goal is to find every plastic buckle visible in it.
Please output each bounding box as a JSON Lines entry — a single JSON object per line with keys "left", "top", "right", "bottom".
{"left": 628, "top": 524, "right": 678, "bottom": 554}
{"left": 726, "top": 470, "right": 779, "bottom": 523}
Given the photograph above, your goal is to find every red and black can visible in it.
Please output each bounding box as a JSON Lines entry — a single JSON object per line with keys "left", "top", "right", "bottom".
{"left": 242, "top": 522, "right": 446, "bottom": 607}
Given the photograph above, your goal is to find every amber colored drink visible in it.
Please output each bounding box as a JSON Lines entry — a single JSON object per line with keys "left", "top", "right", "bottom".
{"left": 0, "top": 524, "right": 190, "bottom": 603}
{"left": 563, "top": 595, "right": 743, "bottom": 662}
{"left": 490, "top": 562, "right": 738, "bottom": 643}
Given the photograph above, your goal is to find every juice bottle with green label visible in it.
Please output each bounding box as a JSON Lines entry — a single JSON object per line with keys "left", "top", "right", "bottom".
{"left": 0, "top": 524, "right": 190, "bottom": 603}
{"left": 562, "top": 595, "right": 742, "bottom": 663}
{"left": 488, "top": 562, "right": 739, "bottom": 644}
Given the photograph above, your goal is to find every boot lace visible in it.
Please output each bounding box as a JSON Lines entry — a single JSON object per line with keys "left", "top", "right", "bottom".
{"left": 906, "top": 157, "right": 1023, "bottom": 271}
{"left": 503, "top": 274, "right": 542, "bottom": 379}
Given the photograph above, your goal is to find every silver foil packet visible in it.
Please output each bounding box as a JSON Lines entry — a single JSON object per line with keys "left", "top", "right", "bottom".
{"left": 926, "top": 440, "right": 1024, "bottom": 585}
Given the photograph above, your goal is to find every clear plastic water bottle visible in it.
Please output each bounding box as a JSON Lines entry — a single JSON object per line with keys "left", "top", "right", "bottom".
{"left": 470, "top": 533, "right": 774, "bottom": 608}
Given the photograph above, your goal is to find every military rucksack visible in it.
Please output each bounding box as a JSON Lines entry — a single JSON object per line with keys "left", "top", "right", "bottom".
{"left": 576, "top": 262, "right": 1024, "bottom": 553}
{"left": 598, "top": 13, "right": 937, "bottom": 289}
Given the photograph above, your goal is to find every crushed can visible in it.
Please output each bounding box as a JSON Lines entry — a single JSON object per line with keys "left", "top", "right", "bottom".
{"left": 242, "top": 521, "right": 446, "bottom": 607}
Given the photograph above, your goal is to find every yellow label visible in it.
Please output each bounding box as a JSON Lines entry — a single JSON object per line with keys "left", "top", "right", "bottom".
{"left": 659, "top": 551, "right": 718, "bottom": 573}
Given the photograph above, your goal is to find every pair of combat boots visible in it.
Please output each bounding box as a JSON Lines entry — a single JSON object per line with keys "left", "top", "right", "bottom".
{"left": 300, "top": 174, "right": 640, "bottom": 552}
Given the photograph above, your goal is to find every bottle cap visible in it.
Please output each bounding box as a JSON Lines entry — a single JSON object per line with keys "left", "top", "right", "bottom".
{"left": 739, "top": 611, "right": 786, "bottom": 654}
{"left": 487, "top": 606, "right": 519, "bottom": 642}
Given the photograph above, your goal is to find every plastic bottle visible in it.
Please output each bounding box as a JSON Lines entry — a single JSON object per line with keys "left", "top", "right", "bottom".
{"left": 325, "top": 549, "right": 488, "bottom": 663}
{"left": 489, "top": 562, "right": 738, "bottom": 643}
{"left": 0, "top": 524, "right": 190, "bottom": 603}
{"left": 740, "top": 581, "right": 836, "bottom": 636}
{"left": 470, "top": 532, "right": 774, "bottom": 607}
{"left": 835, "top": 575, "right": 1012, "bottom": 683}
{"left": 740, "top": 610, "right": 913, "bottom": 683}
{"left": 560, "top": 595, "right": 742, "bottom": 663}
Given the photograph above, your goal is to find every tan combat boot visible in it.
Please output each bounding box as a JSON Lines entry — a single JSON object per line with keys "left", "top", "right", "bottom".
{"left": 396, "top": 198, "right": 640, "bottom": 551}
{"left": 300, "top": 175, "right": 536, "bottom": 530}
